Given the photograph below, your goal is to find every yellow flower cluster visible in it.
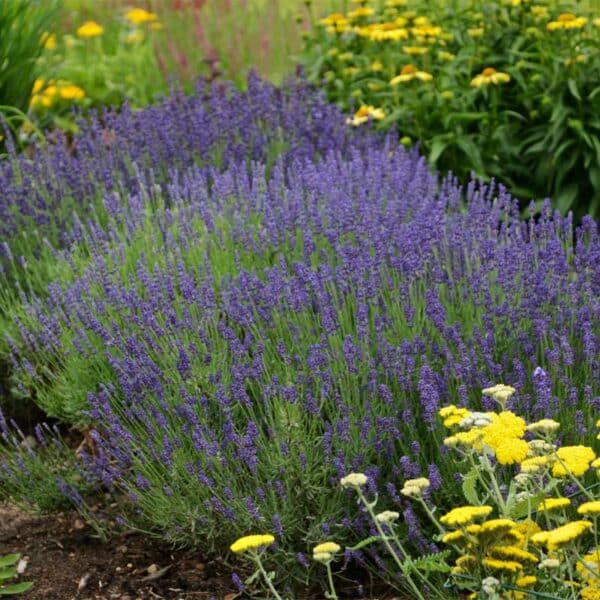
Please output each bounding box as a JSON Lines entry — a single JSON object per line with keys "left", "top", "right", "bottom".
{"left": 471, "top": 67, "right": 511, "bottom": 87}
{"left": 125, "top": 8, "right": 158, "bottom": 25}
{"left": 547, "top": 13, "right": 588, "bottom": 31}
{"left": 532, "top": 521, "right": 592, "bottom": 551}
{"left": 230, "top": 534, "right": 275, "bottom": 554}
{"left": 30, "top": 79, "right": 86, "bottom": 109}
{"left": 77, "top": 20, "right": 104, "bottom": 38}
{"left": 346, "top": 105, "right": 386, "bottom": 126}
{"left": 390, "top": 64, "right": 433, "bottom": 84}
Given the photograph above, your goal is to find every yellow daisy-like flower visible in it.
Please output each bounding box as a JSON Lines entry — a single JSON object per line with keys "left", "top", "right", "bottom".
{"left": 59, "top": 84, "right": 86, "bottom": 101}
{"left": 547, "top": 13, "right": 588, "bottom": 30}
{"left": 552, "top": 445, "right": 596, "bottom": 477}
{"left": 438, "top": 50, "right": 455, "bottom": 61}
{"left": 125, "top": 8, "right": 158, "bottom": 25}
{"left": 482, "top": 557, "right": 523, "bottom": 573}
{"left": 440, "top": 505, "right": 493, "bottom": 528}
{"left": 230, "top": 534, "right": 275, "bottom": 553}
{"left": 319, "top": 12, "right": 347, "bottom": 26}
{"left": 471, "top": 67, "right": 511, "bottom": 87}
{"left": 76, "top": 20, "right": 104, "bottom": 38}
{"left": 578, "top": 501, "right": 600, "bottom": 515}
{"left": 390, "top": 64, "right": 433, "bottom": 84}
{"left": 346, "top": 105, "right": 386, "bottom": 126}
{"left": 313, "top": 541, "right": 341, "bottom": 554}
{"left": 537, "top": 497, "right": 571, "bottom": 512}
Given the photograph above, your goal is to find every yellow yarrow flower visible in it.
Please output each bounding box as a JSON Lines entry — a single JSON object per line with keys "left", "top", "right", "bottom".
{"left": 489, "top": 545, "right": 539, "bottom": 563}
{"left": 527, "top": 419, "right": 560, "bottom": 434}
{"left": 552, "top": 445, "right": 595, "bottom": 477}
{"left": 578, "top": 501, "right": 600, "bottom": 515}
{"left": 482, "top": 384, "right": 516, "bottom": 402}
{"left": 313, "top": 542, "right": 341, "bottom": 554}
{"left": 481, "top": 557, "right": 523, "bottom": 573}
{"left": 534, "top": 521, "right": 593, "bottom": 551}
{"left": 521, "top": 455, "right": 552, "bottom": 473}
{"left": 537, "top": 497, "right": 571, "bottom": 512}
{"left": 515, "top": 575, "right": 537, "bottom": 587}
{"left": 471, "top": 67, "right": 511, "bottom": 87}
{"left": 125, "top": 8, "right": 158, "bottom": 24}
{"left": 493, "top": 437, "right": 529, "bottom": 465}
{"left": 442, "top": 530, "right": 464, "bottom": 544}
{"left": 390, "top": 64, "right": 433, "bottom": 84}
{"left": 76, "top": 20, "right": 104, "bottom": 38}
{"left": 230, "top": 534, "right": 275, "bottom": 553}
{"left": 581, "top": 588, "right": 600, "bottom": 600}
{"left": 440, "top": 505, "right": 493, "bottom": 528}
{"left": 479, "top": 519, "right": 516, "bottom": 535}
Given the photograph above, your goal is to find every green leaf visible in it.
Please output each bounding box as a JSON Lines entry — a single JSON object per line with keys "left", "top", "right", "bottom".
{"left": 0, "top": 582, "right": 33, "bottom": 595}
{"left": 462, "top": 468, "right": 480, "bottom": 505}
{"left": 567, "top": 79, "right": 581, "bottom": 101}
{"left": 347, "top": 535, "right": 383, "bottom": 551}
{"left": 443, "top": 112, "right": 484, "bottom": 127}
{"left": 0, "top": 556, "right": 19, "bottom": 569}
{"left": 428, "top": 138, "right": 449, "bottom": 165}
{"left": 0, "top": 569, "right": 16, "bottom": 582}
{"left": 509, "top": 492, "right": 545, "bottom": 519}
{"left": 409, "top": 550, "right": 451, "bottom": 573}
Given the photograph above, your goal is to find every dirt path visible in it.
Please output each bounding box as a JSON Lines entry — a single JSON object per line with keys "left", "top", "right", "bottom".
{"left": 0, "top": 505, "right": 233, "bottom": 599}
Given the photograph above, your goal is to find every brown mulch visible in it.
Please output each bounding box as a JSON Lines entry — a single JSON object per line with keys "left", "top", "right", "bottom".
{"left": 0, "top": 505, "right": 234, "bottom": 600}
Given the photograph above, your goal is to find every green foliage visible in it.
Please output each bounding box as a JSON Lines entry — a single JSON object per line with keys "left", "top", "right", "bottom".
{"left": 0, "top": 554, "right": 32, "bottom": 596}
{"left": 0, "top": 0, "right": 58, "bottom": 125}
{"left": 301, "top": 0, "right": 600, "bottom": 220}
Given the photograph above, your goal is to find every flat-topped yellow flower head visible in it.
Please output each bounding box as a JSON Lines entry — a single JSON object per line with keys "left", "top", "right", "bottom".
{"left": 77, "top": 20, "right": 104, "bottom": 38}
{"left": 230, "top": 534, "right": 275, "bottom": 554}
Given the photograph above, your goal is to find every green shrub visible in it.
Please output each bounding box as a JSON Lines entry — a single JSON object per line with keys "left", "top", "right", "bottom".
{"left": 302, "top": 0, "right": 600, "bottom": 220}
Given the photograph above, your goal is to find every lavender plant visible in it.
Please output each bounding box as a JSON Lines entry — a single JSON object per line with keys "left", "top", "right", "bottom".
{"left": 5, "top": 124, "right": 600, "bottom": 587}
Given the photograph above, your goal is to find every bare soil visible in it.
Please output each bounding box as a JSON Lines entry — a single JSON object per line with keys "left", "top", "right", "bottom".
{"left": 0, "top": 505, "right": 234, "bottom": 600}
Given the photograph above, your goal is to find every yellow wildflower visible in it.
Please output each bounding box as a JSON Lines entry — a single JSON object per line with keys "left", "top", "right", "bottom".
{"left": 581, "top": 588, "right": 600, "bottom": 600}
{"left": 76, "top": 20, "right": 104, "bottom": 38}
{"left": 319, "top": 12, "right": 346, "bottom": 26}
{"left": 489, "top": 545, "right": 538, "bottom": 563}
{"left": 493, "top": 437, "right": 529, "bottom": 465}
{"left": 527, "top": 419, "right": 560, "bottom": 434}
{"left": 230, "top": 534, "right": 275, "bottom": 553}
{"left": 594, "top": 18, "right": 600, "bottom": 27}
{"left": 537, "top": 497, "right": 571, "bottom": 512}
{"left": 531, "top": 6, "right": 549, "bottom": 18}
{"left": 59, "top": 84, "right": 85, "bottom": 101}
{"left": 440, "top": 505, "right": 493, "bottom": 528}
{"left": 515, "top": 575, "right": 537, "bottom": 587}
{"left": 340, "top": 472, "right": 368, "bottom": 488}
{"left": 482, "top": 557, "right": 523, "bottom": 573}
{"left": 552, "top": 445, "right": 595, "bottom": 477}
{"left": 442, "top": 530, "right": 464, "bottom": 544}
{"left": 125, "top": 8, "right": 158, "bottom": 24}
{"left": 542, "top": 521, "right": 593, "bottom": 550}
{"left": 126, "top": 31, "right": 145, "bottom": 44}
{"left": 390, "top": 64, "right": 433, "bottom": 84}
{"left": 482, "top": 384, "right": 516, "bottom": 402}
{"left": 521, "top": 455, "right": 552, "bottom": 473}
{"left": 348, "top": 7, "right": 375, "bottom": 18}
{"left": 444, "top": 429, "right": 484, "bottom": 450}
{"left": 42, "top": 32, "right": 56, "bottom": 50}
{"left": 547, "top": 13, "right": 588, "bottom": 30}
{"left": 313, "top": 542, "right": 341, "bottom": 554}
{"left": 32, "top": 79, "right": 44, "bottom": 95}
{"left": 479, "top": 519, "right": 516, "bottom": 535}
{"left": 346, "top": 105, "right": 385, "bottom": 126}
{"left": 471, "top": 67, "right": 511, "bottom": 87}
{"left": 370, "top": 60, "right": 383, "bottom": 71}
{"left": 578, "top": 501, "right": 600, "bottom": 515}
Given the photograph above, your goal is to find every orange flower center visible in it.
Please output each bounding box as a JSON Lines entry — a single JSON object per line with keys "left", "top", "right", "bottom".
{"left": 558, "top": 13, "right": 576, "bottom": 22}
{"left": 401, "top": 64, "right": 416, "bottom": 74}
{"left": 482, "top": 67, "right": 497, "bottom": 76}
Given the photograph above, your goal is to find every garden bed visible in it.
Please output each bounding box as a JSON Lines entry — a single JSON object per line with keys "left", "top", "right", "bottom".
{"left": 0, "top": 504, "right": 232, "bottom": 599}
